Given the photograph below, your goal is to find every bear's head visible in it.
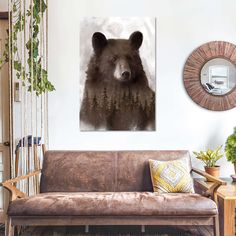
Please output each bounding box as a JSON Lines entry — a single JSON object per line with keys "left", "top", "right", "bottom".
{"left": 90, "top": 31, "right": 146, "bottom": 84}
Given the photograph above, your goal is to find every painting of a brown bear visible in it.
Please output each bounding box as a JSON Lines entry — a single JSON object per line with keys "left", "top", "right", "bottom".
{"left": 80, "top": 19, "right": 155, "bottom": 131}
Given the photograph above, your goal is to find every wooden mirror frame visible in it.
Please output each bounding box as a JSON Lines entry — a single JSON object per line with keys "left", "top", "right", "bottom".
{"left": 183, "top": 41, "right": 236, "bottom": 111}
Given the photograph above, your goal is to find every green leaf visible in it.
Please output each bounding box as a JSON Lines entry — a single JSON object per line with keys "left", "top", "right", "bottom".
{"left": 14, "top": 61, "right": 22, "bottom": 71}
{"left": 193, "top": 145, "right": 224, "bottom": 167}
{"left": 225, "top": 128, "right": 236, "bottom": 163}
{"left": 27, "top": 9, "right": 31, "bottom": 16}
{"left": 16, "top": 72, "right": 20, "bottom": 79}
{"left": 13, "top": 3, "right": 17, "bottom": 12}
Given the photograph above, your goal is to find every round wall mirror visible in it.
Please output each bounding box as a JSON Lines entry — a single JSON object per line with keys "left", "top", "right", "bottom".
{"left": 183, "top": 41, "right": 236, "bottom": 111}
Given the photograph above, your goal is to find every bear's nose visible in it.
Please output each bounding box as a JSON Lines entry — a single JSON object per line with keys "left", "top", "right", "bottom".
{"left": 122, "top": 71, "right": 131, "bottom": 80}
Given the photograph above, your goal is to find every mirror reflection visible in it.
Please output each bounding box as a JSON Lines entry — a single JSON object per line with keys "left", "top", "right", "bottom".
{"left": 201, "top": 58, "right": 236, "bottom": 95}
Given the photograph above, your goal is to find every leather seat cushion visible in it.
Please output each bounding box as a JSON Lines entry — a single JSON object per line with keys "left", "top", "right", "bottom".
{"left": 8, "top": 192, "right": 217, "bottom": 216}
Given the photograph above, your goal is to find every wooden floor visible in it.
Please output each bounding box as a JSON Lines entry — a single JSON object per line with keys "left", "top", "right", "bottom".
{"left": 0, "top": 225, "right": 214, "bottom": 236}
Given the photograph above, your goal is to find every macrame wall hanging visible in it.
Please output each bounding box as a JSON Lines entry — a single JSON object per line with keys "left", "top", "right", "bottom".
{"left": 7, "top": 0, "right": 54, "bottom": 196}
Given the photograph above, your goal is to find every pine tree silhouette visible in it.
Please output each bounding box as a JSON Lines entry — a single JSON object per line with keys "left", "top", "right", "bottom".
{"left": 82, "top": 89, "right": 90, "bottom": 114}
{"left": 149, "top": 93, "right": 155, "bottom": 114}
{"left": 134, "top": 91, "right": 141, "bottom": 110}
{"left": 143, "top": 100, "right": 149, "bottom": 117}
{"left": 128, "top": 88, "right": 131, "bottom": 100}
{"left": 130, "top": 93, "right": 135, "bottom": 111}
{"left": 91, "top": 95, "right": 100, "bottom": 128}
{"left": 102, "top": 88, "right": 108, "bottom": 108}
{"left": 122, "top": 91, "right": 127, "bottom": 101}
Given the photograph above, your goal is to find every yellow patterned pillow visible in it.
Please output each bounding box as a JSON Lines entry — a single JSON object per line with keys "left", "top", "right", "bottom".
{"left": 149, "top": 158, "right": 194, "bottom": 193}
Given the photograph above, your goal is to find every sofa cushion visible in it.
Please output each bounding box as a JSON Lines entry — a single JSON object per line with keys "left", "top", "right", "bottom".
{"left": 40, "top": 151, "right": 191, "bottom": 192}
{"left": 40, "top": 151, "right": 118, "bottom": 193}
{"left": 149, "top": 158, "right": 194, "bottom": 193}
{"left": 8, "top": 192, "right": 217, "bottom": 217}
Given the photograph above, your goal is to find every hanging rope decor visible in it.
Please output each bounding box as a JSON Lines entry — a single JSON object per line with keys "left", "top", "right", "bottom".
{"left": 8, "top": 0, "right": 50, "bottom": 196}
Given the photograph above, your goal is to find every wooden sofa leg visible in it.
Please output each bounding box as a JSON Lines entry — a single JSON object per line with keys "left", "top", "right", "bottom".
{"left": 213, "top": 215, "right": 220, "bottom": 236}
{"left": 141, "top": 225, "right": 145, "bottom": 233}
{"left": 85, "top": 225, "right": 89, "bottom": 233}
{"left": 5, "top": 216, "right": 14, "bottom": 236}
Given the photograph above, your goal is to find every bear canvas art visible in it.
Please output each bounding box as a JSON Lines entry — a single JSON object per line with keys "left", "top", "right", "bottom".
{"left": 80, "top": 18, "right": 156, "bottom": 131}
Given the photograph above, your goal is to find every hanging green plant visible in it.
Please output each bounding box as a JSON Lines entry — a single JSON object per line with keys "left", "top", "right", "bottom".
{"left": 0, "top": 30, "right": 9, "bottom": 68}
{"left": 0, "top": 0, "right": 55, "bottom": 96}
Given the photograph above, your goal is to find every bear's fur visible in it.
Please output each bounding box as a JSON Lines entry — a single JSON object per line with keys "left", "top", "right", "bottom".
{"left": 80, "top": 31, "right": 155, "bottom": 130}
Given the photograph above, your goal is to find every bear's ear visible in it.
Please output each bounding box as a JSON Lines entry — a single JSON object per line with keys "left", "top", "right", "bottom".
{"left": 92, "top": 32, "right": 107, "bottom": 54}
{"left": 129, "top": 31, "right": 143, "bottom": 50}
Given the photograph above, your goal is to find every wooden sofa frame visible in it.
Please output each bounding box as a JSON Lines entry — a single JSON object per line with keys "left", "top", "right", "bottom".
{"left": 1, "top": 166, "right": 226, "bottom": 236}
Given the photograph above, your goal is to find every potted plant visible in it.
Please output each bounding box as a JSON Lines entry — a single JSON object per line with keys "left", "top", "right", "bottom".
{"left": 193, "top": 145, "right": 224, "bottom": 178}
{"left": 225, "top": 127, "right": 236, "bottom": 174}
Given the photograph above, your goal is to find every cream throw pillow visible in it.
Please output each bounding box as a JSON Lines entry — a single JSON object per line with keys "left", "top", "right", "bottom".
{"left": 149, "top": 158, "right": 194, "bottom": 193}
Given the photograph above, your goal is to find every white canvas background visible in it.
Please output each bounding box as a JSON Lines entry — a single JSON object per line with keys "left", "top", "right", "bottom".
{"left": 79, "top": 17, "right": 156, "bottom": 103}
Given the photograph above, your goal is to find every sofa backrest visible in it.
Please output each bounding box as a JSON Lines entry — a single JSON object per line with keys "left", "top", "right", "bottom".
{"left": 40, "top": 150, "right": 191, "bottom": 193}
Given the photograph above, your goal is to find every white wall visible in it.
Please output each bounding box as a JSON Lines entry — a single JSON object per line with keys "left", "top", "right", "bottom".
{"left": 0, "top": 1, "right": 8, "bottom": 12}
{"left": 48, "top": 0, "right": 236, "bottom": 177}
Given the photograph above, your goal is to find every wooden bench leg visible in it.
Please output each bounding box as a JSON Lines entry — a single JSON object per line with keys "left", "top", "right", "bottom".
{"left": 5, "top": 216, "right": 14, "bottom": 236}
{"left": 214, "top": 215, "right": 220, "bottom": 236}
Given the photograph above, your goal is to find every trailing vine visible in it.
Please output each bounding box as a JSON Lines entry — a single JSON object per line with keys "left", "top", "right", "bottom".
{"left": 0, "top": 0, "right": 55, "bottom": 96}
{"left": 0, "top": 30, "right": 9, "bottom": 67}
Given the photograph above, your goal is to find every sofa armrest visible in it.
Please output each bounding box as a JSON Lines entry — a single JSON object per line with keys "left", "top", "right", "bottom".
{"left": 0, "top": 170, "right": 41, "bottom": 201}
{"left": 192, "top": 167, "right": 226, "bottom": 202}
{"left": 192, "top": 168, "right": 226, "bottom": 185}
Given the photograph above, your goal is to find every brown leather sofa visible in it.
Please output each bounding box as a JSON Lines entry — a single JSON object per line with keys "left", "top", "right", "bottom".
{"left": 2, "top": 150, "right": 225, "bottom": 236}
